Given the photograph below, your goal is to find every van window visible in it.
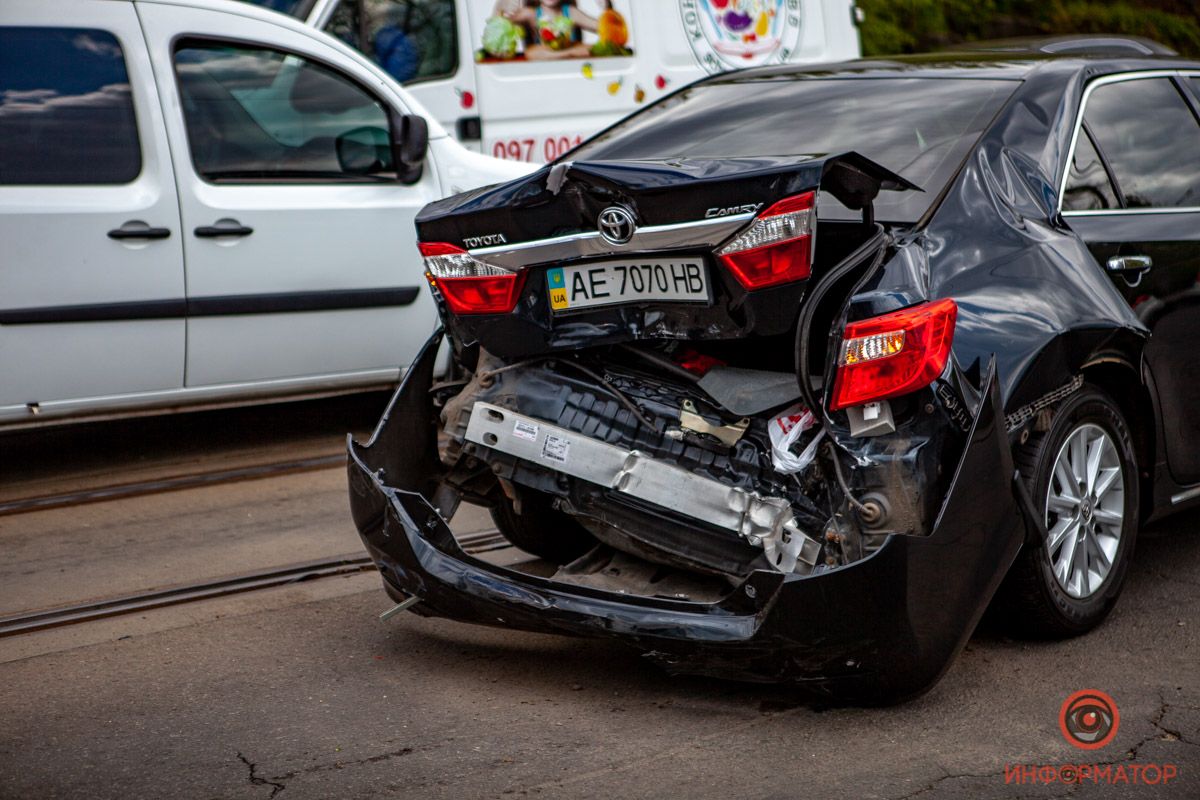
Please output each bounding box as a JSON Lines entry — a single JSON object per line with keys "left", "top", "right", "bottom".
{"left": 323, "top": 0, "right": 458, "bottom": 84}
{"left": 174, "top": 41, "right": 395, "bottom": 182}
{"left": 0, "top": 27, "right": 141, "bottom": 185}
{"left": 1083, "top": 78, "right": 1200, "bottom": 209}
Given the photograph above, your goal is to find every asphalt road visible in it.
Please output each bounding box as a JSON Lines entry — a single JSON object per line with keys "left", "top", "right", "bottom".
{"left": 1, "top": 396, "right": 1198, "bottom": 799}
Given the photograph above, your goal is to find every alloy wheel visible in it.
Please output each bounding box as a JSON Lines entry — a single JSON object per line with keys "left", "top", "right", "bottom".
{"left": 1043, "top": 423, "right": 1125, "bottom": 599}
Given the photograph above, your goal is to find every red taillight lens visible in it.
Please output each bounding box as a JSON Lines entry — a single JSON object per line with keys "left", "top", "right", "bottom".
{"left": 717, "top": 191, "right": 814, "bottom": 289}
{"left": 433, "top": 273, "right": 527, "bottom": 315}
{"left": 830, "top": 298, "right": 958, "bottom": 411}
{"left": 419, "top": 241, "right": 524, "bottom": 315}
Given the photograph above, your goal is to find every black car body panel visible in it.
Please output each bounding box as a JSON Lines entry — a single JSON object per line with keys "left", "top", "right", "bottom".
{"left": 349, "top": 54, "right": 1200, "bottom": 700}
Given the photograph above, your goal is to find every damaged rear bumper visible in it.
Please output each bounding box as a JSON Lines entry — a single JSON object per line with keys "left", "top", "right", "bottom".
{"left": 348, "top": 333, "right": 1026, "bottom": 702}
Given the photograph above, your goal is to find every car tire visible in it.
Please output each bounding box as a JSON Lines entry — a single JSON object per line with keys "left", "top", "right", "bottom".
{"left": 490, "top": 489, "right": 596, "bottom": 564}
{"left": 993, "top": 386, "right": 1138, "bottom": 639}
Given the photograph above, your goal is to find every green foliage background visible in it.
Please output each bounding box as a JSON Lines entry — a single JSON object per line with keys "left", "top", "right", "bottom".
{"left": 857, "top": 1, "right": 1200, "bottom": 57}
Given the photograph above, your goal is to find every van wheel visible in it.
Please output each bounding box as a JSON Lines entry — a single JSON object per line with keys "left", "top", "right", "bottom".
{"left": 994, "top": 387, "right": 1138, "bottom": 639}
{"left": 490, "top": 489, "right": 596, "bottom": 564}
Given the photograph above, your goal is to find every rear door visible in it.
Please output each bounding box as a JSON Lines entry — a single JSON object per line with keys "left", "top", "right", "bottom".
{"left": 138, "top": 2, "right": 441, "bottom": 389}
{"left": 1061, "top": 71, "right": 1200, "bottom": 488}
{"left": 0, "top": 1, "right": 185, "bottom": 419}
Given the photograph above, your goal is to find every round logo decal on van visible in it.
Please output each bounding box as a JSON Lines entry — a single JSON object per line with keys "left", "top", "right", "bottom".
{"left": 679, "top": 0, "right": 804, "bottom": 74}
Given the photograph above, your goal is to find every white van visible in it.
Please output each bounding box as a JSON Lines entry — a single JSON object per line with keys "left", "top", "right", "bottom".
{"left": 0, "top": 0, "right": 529, "bottom": 428}
{"left": 245, "top": 0, "right": 863, "bottom": 162}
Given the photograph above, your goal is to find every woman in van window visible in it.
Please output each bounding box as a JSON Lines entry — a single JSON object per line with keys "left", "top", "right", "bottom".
{"left": 503, "top": 0, "right": 599, "bottom": 60}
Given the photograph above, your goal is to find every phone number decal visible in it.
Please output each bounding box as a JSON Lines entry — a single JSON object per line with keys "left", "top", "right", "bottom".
{"left": 490, "top": 135, "right": 584, "bottom": 162}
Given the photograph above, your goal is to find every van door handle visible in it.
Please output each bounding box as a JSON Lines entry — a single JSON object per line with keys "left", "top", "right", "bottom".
{"left": 108, "top": 223, "right": 172, "bottom": 241}
{"left": 194, "top": 221, "right": 254, "bottom": 238}
{"left": 1106, "top": 254, "right": 1152, "bottom": 286}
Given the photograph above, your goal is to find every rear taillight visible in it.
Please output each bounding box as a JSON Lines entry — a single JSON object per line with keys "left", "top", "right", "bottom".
{"left": 717, "top": 192, "right": 814, "bottom": 290}
{"left": 419, "top": 242, "right": 525, "bottom": 315}
{"left": 830, "top": 298, "right": 958, "bottom": 411}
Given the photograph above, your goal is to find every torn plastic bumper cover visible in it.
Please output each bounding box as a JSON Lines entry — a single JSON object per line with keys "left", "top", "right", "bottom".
{"left": 348, "top": 333, "right": 1025, "bottom": 700}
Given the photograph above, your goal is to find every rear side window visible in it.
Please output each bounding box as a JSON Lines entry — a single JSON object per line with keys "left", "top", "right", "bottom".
{"left": 322, "top": 0, "right": 458, "bottom": 84}
{"left": 174, "top": 41, "right": 395, "bottom": 182}
{"left": 0, "top": 27, "right": 141, "bottom": 185}
{"left": 1063, "top": 129, "right": 1119, "bottom": 212}
{"left": 1083, "top": 78, "right": 1200, "bottom": 209}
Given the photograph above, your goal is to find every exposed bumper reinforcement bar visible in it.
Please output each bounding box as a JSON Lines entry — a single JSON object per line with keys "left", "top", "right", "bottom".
{"left": 464, "top": 401, "right": 821, "bottom": 573}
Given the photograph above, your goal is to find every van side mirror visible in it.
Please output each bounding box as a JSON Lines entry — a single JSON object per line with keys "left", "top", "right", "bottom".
{"left": 389, "top": 110, "right": 428, "bottom": 185}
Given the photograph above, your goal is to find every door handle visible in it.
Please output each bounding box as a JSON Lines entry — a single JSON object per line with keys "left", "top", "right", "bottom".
{"left": 194, "top": 221, "right": 254, "bottom": 238}
{"left": 1106, "top": 254, "right": 1152, "bottom": 286}
{"left": 107, "top": 224, "right": 171, "bottom": 241}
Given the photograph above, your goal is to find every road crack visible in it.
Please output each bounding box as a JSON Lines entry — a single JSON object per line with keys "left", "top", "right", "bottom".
{"left": 891, "top": 768, "right": 1012, "bottom": 800}
{"left": 238, "top": 751, "right": 285, "bottom": 799}
{"left": 269, "top": 746, "right": 414, "bottom": 781}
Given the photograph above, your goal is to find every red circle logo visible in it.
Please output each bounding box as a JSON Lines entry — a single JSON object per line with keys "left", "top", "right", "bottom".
{"left": 1059, "top": 690, "right": 1119, "bottom": 750}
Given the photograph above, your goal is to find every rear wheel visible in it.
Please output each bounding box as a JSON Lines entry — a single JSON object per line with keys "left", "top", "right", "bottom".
{"left": 490, "top": 489, "right": 596, "bottom": 564}
{"left": 994, "top": 387, "right": 1138, "bottom": 638}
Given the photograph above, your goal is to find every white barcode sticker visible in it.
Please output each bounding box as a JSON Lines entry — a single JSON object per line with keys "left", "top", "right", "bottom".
{"left": 513, "top": 420, "right": 538, "bottom": 441}
{"left": 541, "top": 434, "right": 570, "bottom": 464}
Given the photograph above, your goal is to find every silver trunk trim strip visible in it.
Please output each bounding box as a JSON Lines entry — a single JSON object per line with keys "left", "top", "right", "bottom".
{"left": 464, "top": 402, "right": 820, "bottom": 573}
{"left": 467, "top": 213, "right": 755, "bottom": 271}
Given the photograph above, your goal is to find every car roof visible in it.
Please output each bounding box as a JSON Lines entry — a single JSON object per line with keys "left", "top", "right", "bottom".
{"left": 714, "top": 50, "right": 1200, "bottom": 84}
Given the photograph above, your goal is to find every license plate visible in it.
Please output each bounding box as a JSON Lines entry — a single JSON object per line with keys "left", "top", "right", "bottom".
{"left": 547, "top": 258, "right": 708, "bottom": 312}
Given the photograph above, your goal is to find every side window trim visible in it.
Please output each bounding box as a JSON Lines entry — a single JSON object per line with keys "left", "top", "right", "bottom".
{"left": 1059, "top": 69, "right": 1200, "bottom": 217}
{"left": 1079, "top": 121, "right": 1126, "bottom": 208}
{"left": 1174, "top": 74, "right": 1200, "bottom": 122}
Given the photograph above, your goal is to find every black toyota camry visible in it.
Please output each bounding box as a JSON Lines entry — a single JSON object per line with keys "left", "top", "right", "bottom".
{"left": 347, "top": 43, "right": 1200, "bottom": 702}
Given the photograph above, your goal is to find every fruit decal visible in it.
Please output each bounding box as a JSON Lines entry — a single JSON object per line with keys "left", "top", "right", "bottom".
{"left": 539, "top": 12, "right": 576, "bottom": 50}
{"left": 475, "top": 1, "right": 634, "bottom": 62}
{"left": 456, "top": 88, "right": 476, "bottom": 109}
{"left": 479, "top": 13, "right": 523, "bottom": 60}
{"left": 591, "top": 1, "right": 630, "bottom": 56}
{"left": 606, "top": 77, "right": 623, "bottom": 96}
{"left": 681, "top": 0, "right": 803, "bottom": 74}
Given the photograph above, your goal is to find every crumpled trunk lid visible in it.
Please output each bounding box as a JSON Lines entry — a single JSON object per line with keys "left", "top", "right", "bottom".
{"left": 418, "top": 152, "right": 908, "bottom": 243}
{"left": 415, "top": 153, "right": 915, "bottom": 359}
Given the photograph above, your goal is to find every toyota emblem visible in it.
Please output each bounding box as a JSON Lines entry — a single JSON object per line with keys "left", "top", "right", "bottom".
{"left": 598, "top": 206, "right": 636, "bottom": 245}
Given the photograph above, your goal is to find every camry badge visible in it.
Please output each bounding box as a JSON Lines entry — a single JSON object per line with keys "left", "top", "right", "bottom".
{"left": 598, "top": 206, "right": 636, "bottom": 245}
